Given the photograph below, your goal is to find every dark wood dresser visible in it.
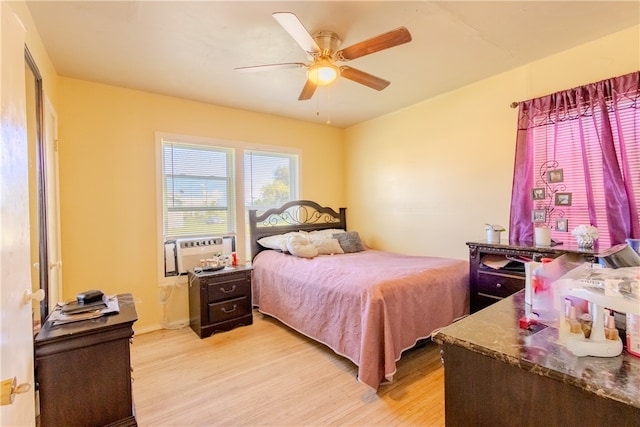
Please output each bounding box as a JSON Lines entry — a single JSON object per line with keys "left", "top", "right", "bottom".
{"left": 433, "top": 291, "right": 640, "bottom": 426}
{"left": 188, "top": 265, "right": 253, "bottom": 338}
{"left": 34, "top": 293, "right": 138, "bottom": 427}
{"left": 467, "top": 241, "right": 594, "bottom": 312}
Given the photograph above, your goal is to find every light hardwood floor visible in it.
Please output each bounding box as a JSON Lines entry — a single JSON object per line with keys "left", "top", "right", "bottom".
{"left": 131, "top": 310, "right": 445, "bottom": 426}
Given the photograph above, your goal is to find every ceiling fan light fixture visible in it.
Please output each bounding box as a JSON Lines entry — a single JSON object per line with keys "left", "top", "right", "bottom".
{"left": 308, "top": 61, "right": 339, "bottom": 86}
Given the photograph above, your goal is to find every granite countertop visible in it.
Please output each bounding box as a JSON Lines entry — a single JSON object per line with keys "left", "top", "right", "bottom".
{"left": 433, "top": 290, "right": 640, "bottom": 409}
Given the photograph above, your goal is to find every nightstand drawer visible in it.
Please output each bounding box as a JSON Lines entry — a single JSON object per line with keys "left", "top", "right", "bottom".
{"left": 189, "top": 265, "right": 253, "bottom": 338}
{"left": 208, "top": 296, "right": 251, "bottom": 323}
{"left": 206, "top": 275, "right": 250, "bottom": 303}
{"left": 476, "top": 270, "right": 524, "bottom": 299}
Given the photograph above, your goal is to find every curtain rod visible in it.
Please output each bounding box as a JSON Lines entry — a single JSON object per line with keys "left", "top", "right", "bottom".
{"left": 510, "top": 101, "right": 519, "bottom": 109}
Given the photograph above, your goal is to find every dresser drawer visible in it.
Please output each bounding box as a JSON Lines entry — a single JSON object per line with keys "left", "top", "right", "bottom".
{"left": 208, "top": 296, "right": 251, "bottom": 323}
{"left": 476, "top": 270, "right": 524, "bottom": 299}
{"left": 205, "top": 273, "right": 250, "bottom": 303}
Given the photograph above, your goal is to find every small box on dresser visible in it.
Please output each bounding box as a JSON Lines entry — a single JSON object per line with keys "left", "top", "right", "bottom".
{"left": 188, "top": 265, "right": 253, "bottom": 338}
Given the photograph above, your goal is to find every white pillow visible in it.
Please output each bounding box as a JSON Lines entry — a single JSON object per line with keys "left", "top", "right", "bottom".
{"left": 312, "top": 238, "right": 344, "bottom": 255}
{"left": 308, "top": 228, "right": 345, "bottom": 242}
{"left": 258, "top": 231, "right": 305, "bottom": 252}
{"left": 286, "top": 234, "right": 318, "bottom": 258}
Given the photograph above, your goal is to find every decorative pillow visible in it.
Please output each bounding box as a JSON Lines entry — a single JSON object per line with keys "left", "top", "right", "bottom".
{"left": 334, "top": 231, "right": 366, "bottom": 253}
{"left": 286, "top": 234, "right": 318, "bottom": 258}
{"left": 258, "top": 231, "right": 305, "bottom": 252}
{"left": 312, "top": 238, "right": 344, "bottom": 255}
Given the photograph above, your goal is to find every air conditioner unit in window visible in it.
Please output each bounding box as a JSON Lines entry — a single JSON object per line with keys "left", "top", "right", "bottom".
{"left": 174, "top": 236, "right": 225, "bottom": 275}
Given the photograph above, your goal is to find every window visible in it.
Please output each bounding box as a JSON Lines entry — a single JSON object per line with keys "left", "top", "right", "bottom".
{"left": 162, "top": 141, "right": 234, "bottom": 238}
{"left": 245, "top": 149, "right": 299, "bottom": 211}
{"left": 530, "top": 102, "right": 640, "bottom": 247}
{"left": 510, "top": 71, "right": 640, "bottom": 248}
{"left": 157, "top": 133, "right": 300, "bottom": 282}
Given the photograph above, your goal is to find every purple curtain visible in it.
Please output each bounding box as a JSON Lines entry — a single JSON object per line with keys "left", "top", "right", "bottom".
{"left": 509, "top": 71, "right": 640, "bottom": 245}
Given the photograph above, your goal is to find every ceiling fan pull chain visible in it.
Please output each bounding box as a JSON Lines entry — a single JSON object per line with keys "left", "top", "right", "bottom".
{"left": 326, "top": 87, "right": 331, "bottom": 125}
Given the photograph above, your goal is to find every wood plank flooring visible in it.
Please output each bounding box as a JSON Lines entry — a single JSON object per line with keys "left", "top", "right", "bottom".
{"left": 130, "top": 310, "right": 445, "bottom": 426}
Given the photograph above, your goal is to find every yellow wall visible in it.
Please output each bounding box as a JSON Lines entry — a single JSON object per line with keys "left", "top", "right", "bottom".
{"left": 345, "top": 25, "right": 640, "bottom": 260}
{"left": 33, "top": 9, "right": 638, "bottom": 333}
{"left": 11, "top": 1, "right": 58, "bottom": 107}
{"left": 57, "top": 79, "right": 344, "bottom": 332}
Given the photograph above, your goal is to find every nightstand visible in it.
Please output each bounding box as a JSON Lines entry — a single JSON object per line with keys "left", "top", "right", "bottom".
{"left": 188, "top": 265, "right": 253, "bottom": 338}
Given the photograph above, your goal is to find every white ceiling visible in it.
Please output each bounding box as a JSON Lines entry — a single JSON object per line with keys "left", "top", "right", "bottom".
{"left": 27, "top": 1, "right": 640, "bottom": 128}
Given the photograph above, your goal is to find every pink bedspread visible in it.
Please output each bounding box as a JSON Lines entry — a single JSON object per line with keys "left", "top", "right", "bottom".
{"left": 252, "top": 249, "right": 470, "bottom": 389}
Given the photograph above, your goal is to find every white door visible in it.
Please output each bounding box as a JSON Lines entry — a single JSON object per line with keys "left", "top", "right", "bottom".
{"left": 44, "top": 97, "right": 62, "bottom": 306}
{"left": 0, "top": 3, "right": 37, "bottom": 426}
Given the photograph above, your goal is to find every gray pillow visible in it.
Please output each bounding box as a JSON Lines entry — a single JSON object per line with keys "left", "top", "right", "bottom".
{"left": 333, "top": 231, "right": 366, "bottom": 253}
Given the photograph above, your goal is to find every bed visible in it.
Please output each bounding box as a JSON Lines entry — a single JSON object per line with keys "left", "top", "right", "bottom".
{"left": 249, "top": 200, "right": 470, "bottom": 390}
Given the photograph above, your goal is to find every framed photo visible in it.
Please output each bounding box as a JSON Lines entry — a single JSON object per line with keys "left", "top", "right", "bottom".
{"left": 531, "top": 187, "right": 546, "bottom": 200}
{"left": 556, "top": 218, "right": 568, "bottom": 232}
{"left": 555, "top": 192, "right": 572, "bottom": 206}
{"left": 532, "top": 209, "right": 547, "bottom": 223}
{"left": 548, "top": 169, "right": 564, "bottom": 183}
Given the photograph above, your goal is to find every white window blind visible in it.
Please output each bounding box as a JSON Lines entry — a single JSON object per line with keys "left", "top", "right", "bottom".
{"left": 161, "top": 139, "right": 299, "bottom": 240}
{"left": 162, "top": 141, "right": 234, "bottom": 238}
{"left": 244, "top": 149, "right": 299, "bottom": 212}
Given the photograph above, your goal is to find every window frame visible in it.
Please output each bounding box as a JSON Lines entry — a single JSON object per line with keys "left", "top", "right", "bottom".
{"left": 162, "top": 141, "right": 235, "bottom": 239}
{"left": 155, "top": 132, "right": 301, "bottom": 286}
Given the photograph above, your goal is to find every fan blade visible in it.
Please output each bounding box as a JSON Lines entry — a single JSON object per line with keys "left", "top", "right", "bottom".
{"left": 337, "top": 27, "right": 411, "bottom": 61}
{"left": 273, "top": 12, "right": 321, "bottom": 54}
{"left": 298, "top": 79, "right": 317, "bottom": 100}
{"left": 340, "top": 66, "right": 390, "bottom": 91}
{"left": 235, "top": 62, "right": 306, "bottom": 73}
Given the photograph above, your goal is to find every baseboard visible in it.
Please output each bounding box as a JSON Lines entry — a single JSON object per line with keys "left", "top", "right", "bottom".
{"left": 134, "top": 318, "right": 189, "bottom": 335}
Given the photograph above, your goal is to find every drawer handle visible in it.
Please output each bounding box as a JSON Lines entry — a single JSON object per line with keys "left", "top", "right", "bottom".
{"left": 221, "top": 304, "right": 237, "bottom": 314}
{"left": 495, "top": 283, "right": 502, "bottom": 288}
{"left": 220, "top": 285, "right": 236, "bottom": 294}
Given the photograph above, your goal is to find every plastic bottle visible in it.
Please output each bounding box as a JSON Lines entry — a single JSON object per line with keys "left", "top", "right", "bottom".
{"left": 627, "top": 313, "right": 640, "bottom": 358}
{"left": 531, "top": 258, "right": 557, "bottom": 323}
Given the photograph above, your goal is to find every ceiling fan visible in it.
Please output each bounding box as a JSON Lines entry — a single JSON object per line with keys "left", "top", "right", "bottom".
{"left": 235, "top": 12, "right": 412, "bottom": 100}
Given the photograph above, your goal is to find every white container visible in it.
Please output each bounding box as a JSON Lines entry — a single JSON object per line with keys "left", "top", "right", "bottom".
{"left": 486, "top": 229, "right": 501, "bottom": 243}
{"left": 627, "top": 313, "right": 640, "bottom": 358}
{"left": 534, "top": 227, "right": 551, "bottom": 246}
{"left": 524, "top": 261, "right": 540, "bottom": 306}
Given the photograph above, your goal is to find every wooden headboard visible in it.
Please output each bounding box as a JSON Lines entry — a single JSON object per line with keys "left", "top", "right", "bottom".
{"left": 249, "top": 200, "right": 346, "bottom": 259}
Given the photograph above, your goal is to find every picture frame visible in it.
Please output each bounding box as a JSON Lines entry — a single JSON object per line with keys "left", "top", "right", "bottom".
{"left": 532, "top": 209, "right": 547, "bottom": 223}
{"left": 555, "top": 192, "right": 572, "bottom": 206}
{"left": 556, "top": 218, "right": 568, "bottom": 232}
{"left": 548, "top": 169, "right": 564, "bottom": 183}
{"left": 531, "top": 187, "right": 546, "bottom": 200}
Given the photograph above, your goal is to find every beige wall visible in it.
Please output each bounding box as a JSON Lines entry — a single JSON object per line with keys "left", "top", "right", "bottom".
{"left": 345, "top": 25, "right": 640, "bottom": 260}
{"left": 57, "top": 78, "right": 344, "bottom": 332}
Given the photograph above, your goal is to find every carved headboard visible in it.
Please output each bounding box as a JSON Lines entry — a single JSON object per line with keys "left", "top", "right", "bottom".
{"left": 249, "top": 200, "right": 346, "bottom": 259}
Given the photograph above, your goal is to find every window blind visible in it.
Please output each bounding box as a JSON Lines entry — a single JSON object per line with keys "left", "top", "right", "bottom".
{"left": 531, "top": 99, "right": 639, "bottom": 247}
{"left": 244, "top": 149, "right": 299, "bottom": 212}
{"left": 162, "top": 141, "right": 234, "bottom": 238}
{"left": 161, "top": 141, "right": 300, "bottom": 240}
